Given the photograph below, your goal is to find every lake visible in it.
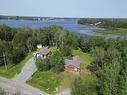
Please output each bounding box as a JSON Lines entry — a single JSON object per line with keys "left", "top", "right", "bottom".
{"left": 0, "top": 19, "right": 126, "bottom": 39}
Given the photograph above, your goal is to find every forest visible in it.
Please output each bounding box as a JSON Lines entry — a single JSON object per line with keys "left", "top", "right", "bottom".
{"left": 0, "top": 24, "right": 127, "bottom": 95}
{"left": 0, "top": 24, "right": 78, "bottom": 71}
{"left": 78, "top": 18, "right": 127, "bottom": 29}
{"left": 72, "top": 36, "right": 127, "bottom": 95}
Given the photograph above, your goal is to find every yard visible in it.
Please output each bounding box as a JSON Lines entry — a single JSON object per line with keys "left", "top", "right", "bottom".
{"left": 0, "top": 52, "right": 32, "bottom": 78}
{"left": 27, "top": 70, "right": 60, "bottom": 94}
{"left": 27, "top": 48, "right": 95, "bottom": 94}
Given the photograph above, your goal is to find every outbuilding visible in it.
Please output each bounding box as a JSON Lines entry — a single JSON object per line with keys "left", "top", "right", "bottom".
{"left": 64, "top": 56, "right": 81, "bottom": 72}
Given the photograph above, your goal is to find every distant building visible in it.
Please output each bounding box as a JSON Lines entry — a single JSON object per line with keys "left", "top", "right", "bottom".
{"left": 64, "top": 56, "right": 81, "bottom": 73}
{"left": 38, "top": 18, "right": 41, "bottom": 21}
{"left": 95, "top": 22, "right": 101, "bottom": 26}
{"left": 33, "top": 47, "right": 51, "bottom": 59}
{"left": 37, "top": 44, "right": 42, "bottom": 49}
{"left": 90, "top": 24, "right": 94, "bottom": 26}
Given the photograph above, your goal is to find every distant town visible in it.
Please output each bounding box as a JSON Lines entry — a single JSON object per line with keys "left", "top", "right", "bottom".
{"left": 0, "top": 15, "right": 79, "bottom": 21}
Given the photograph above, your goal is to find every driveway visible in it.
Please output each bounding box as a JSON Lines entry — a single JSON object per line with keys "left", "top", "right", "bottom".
{"left": 12, "top": 58, "right": 37, "bottom": 82}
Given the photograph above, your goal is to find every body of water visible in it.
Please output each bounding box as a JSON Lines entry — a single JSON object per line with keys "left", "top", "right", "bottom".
{"left": 0, "top": 19, "right": 126, "bottom": 39}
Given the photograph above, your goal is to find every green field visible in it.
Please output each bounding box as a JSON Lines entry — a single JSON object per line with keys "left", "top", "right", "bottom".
{"left": 27, "top": 70, "right": 60, "bottom": 94}
{"left": 27, "top": 68, "right": 76, "bottom": 94}
{"left": 0, "top": 52, "right": 32, "bottom": 78}
{"left": 96, "top": 28, "right": 127, "bottom": 35}
{"left": 27, "top": 48, "right": 95, "bottom": 94}
{"left": 72, "top": 49, "right": 93, "bottom": 67}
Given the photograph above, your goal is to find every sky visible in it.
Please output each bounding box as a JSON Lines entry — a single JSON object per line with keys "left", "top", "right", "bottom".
{"left": 0, "top": 0, "right": 127, "bottom": 18}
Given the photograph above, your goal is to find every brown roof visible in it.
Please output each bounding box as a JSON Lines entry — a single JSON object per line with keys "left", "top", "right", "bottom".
{"left": 64, "top": 56, "right": 80, "bottom": 68}
{"left": 38, "top": 47, "right": 50, "bottom": 55}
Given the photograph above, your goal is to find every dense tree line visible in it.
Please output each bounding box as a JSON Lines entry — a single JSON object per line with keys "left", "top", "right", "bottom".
{"left": 0, "top": 25, "right": 78, "bottom": 70}
{"left": 72, "top": 36, "right": 127, "bottom": 95}
{"left": 0, "top": 25, "right": 37, "bottom": 66}
{"left": 71, "top": 75, "right": 97, "bottom": 95}
{"left": 78, "top": 18, "right": 127, "bottom": 29}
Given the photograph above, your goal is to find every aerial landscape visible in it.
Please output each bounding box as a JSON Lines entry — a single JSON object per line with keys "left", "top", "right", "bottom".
{"left": 0, "top": 0, "right": 127, "bottom": 95}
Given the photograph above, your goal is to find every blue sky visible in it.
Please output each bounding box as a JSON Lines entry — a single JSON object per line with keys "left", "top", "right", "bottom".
{"left": 0, "top": 0, "right": 127, "bottom": 18}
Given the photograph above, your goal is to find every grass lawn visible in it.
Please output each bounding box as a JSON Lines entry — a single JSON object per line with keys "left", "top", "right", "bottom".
{"left": 27, "top": 48, "right": 95, "bottom": 94}
{"left": 72, "top": 49, "right": 95, "bottom": 77}
{"left": 96, "top": 28, "right": 127, "bottom": 35}
{"left": 0, "top": 52, "right": 32, "bottom": 78}
{"left": 27, "top": 70, "right": 60, "bottom": 94}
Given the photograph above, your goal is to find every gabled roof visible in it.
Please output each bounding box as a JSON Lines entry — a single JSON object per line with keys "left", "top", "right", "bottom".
{"left": 38, "top": 47, "right": 50, "bottom": 55}
{"left": 64, "top": 56, "right": 80, "bottom": 68}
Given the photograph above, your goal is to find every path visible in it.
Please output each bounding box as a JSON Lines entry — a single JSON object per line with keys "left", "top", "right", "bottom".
{"left": 12, "top": 58, "right": 37, "bottom": 82}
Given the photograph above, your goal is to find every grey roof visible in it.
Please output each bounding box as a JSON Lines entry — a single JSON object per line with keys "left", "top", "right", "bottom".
{"left": 64, "top": 56, "right": 81, "bottom": 68}
{"left": 38, "top": 47, "right": 50, "bottom": 55}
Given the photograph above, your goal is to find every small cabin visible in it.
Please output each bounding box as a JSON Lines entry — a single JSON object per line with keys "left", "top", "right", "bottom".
{"left": 64, "top": 56, "right": 81, "bottom": 73}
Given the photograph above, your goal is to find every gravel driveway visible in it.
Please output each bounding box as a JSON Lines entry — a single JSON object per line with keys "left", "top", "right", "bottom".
{"left": 12, "top": 58, "right": 37, "bottom": 82}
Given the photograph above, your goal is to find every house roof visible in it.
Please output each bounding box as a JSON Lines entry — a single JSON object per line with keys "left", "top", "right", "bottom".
{"left": 38, "top": 47, "right": 50, "bottom": 55}
{"left": 64, "top": 56, "right": 81, "bottom": 69}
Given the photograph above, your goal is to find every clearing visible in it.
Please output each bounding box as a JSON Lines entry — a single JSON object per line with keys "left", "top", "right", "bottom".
{"left": 27, "top": 48, "right": 96, "bottom": 94}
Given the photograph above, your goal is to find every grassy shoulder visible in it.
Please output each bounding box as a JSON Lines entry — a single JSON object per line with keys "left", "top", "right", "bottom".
{"left": 0, "top": 52, "right": 32, "bottom": 78}
{"left": 27, "top": 48, "right": 95, "bottom": 94}
{"left": 95, "top": 28, "right": 127, "bottom": 35}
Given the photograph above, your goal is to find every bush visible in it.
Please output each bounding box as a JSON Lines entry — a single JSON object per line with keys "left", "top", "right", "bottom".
{"left": 36, "top": 50, "right": 64, "bottom": 73}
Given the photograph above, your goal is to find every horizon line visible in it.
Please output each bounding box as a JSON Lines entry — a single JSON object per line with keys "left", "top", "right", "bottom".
{"left": 0, "top": 14, "right": 127, "bottom": 19}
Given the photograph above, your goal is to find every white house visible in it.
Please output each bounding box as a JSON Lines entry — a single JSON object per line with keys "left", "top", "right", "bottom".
{"left": 33, "top": 47, "right": 50, "bottom": 59}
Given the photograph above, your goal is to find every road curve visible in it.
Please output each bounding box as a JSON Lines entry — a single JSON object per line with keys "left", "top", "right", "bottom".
{"left": 0, "top": 77, "right": 48, "bottom": 95}
{"left": 0, "top": 57, "right": 48, "bottom": 95}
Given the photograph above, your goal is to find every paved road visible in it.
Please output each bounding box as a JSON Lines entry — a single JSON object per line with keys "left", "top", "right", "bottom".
{"left": 12, "top": 58, "right": 37, "bottom": 82}
{"left": 0, "top": 57, "right": 71, "bottom": 95}
{"left": 0, "top": 77, "right": 48, "bottom": 95}
{"left": 0, "top": 57, "right": 48, "bottom": 95}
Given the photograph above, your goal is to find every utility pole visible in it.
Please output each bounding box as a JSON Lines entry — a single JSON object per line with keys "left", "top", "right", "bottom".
{"left": 3, "top": 52, "right": 7, "bottom": 71}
